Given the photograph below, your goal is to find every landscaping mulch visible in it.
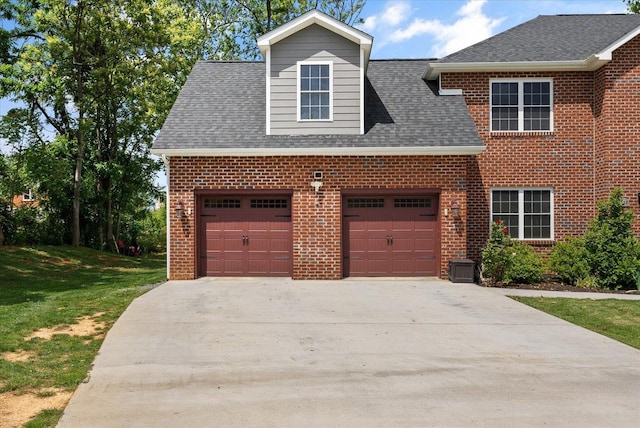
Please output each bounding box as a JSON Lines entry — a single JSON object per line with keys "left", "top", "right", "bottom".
{"left": 482, "top": 276, "right": 640, "bottom": 295}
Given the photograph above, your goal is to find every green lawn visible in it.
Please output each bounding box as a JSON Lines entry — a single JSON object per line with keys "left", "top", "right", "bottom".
{"left": 0, "top": 245, "right": 166, "bottom": 427}
{"left": 513, "top": 296, "right": 640, "bottom": 350}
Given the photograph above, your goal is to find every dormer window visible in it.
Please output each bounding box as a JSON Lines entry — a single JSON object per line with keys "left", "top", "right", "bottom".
{"left": 298, "top": 62, "right": 332, "bottom": 121}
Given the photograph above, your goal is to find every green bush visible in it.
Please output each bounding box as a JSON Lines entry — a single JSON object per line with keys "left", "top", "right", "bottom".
{"left": 584, "top": 188, "right": 640, "bottom": 289}
{"left": 481, "top": 221, "right": 544, "bottom": 285}
{"left": 549, "top": 237, "right": 590, "bottom": 285}
{"left": 136, "top": 204, "right": 166, "bottom": 254}
{"left": 503, "top": 241, "right": 544, "bottom": 285}
{"left": 548, "top": 188, "right": 640, "bottom": 290}
{"left": 481, "top": 221, "right": 512, "bottom": 283}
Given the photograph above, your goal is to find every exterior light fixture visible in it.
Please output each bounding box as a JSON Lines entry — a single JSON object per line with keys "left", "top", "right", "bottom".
{"left": 175, "top": 201, "right": 186, "bottom": 218}
{"left": 451, "top": 200, "right": 461, "bottom": 219}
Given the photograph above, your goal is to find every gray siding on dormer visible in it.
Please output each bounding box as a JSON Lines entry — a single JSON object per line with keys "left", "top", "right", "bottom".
{"left": 270, "top": 24, "right": 361, "bottom": 135}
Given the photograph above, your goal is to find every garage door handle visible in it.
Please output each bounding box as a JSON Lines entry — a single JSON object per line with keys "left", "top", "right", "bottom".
{"left": 387, "top": 235, "right": 393, "bottom": 245}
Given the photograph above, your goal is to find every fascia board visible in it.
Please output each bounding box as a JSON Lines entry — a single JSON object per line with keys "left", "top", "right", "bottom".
{"left": 423, "top": 57, "right": 608, "bottom": 80}
{"left": 151, "top": 146, "right": 486, "bottom": 157}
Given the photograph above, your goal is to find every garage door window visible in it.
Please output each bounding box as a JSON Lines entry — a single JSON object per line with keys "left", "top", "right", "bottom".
{"left": 394, "top": 198, "right": 432, "bottom": 208}
{"left": 204, "top": 199, "right": 241, "bottom": 208}
{"left": 250, "top": 199, "right": 288, "bottom": 208}
{"left": 347, "top": 198, "right": 385, "bottom": 208}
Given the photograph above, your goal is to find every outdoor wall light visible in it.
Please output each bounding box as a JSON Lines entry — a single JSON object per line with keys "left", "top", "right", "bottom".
{"left": 175, "top": 201, "right": 186, "bottom": 218}
{"left": 451, "top": 200, "right": 461, "bottom": 219}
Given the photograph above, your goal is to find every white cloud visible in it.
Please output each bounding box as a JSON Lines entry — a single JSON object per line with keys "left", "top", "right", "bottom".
{"left": 389, "top": 0, "right": 504, "bottom": 57}
{"left": 359, "top": 1, "right": 412, "bottom": 34}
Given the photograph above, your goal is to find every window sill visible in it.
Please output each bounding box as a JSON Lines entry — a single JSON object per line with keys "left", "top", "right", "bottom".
{"left": 490, "top": 131, "right": 554, "bottom": 137}
{"left": 520, "top": 239, "right": 555, "bottom": 246}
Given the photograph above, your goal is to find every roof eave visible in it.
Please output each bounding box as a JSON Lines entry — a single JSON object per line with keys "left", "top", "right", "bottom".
{"left": 151, "top": 145, "right": 485, "bottom": 157}
{"left": 423, "top": 56, "right": 607, "bottom": 80}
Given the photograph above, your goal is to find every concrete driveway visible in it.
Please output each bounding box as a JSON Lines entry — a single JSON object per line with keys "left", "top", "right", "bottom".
{"left": 58, "top": 278, "right": 640, "bottom": 427}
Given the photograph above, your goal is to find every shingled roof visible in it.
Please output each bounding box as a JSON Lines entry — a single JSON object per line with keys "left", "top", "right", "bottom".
{"left": 151, "top": 59, "right": 484, "bottom": 155}
{"left": 425, "top": 14, "right": 640, "bottom": 79}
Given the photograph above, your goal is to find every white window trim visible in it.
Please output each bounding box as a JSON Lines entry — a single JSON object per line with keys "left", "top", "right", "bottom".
{"left": 490, "top": 187, "right": 555, "bottom": 241}
{"left": 297, "top": 61, "right": 333, "bottom": 122}
{"left": 489, "top": 78, "right": 554, "bottom": 132}
{"left": 23, "top": 189, "right": 35, "bottom": 201}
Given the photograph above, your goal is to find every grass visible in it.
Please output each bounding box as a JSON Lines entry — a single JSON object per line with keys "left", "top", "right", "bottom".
{"left": 512, "top": 297, "right": 640, "bottom": 350}
{"left": 0, "top": 245, "right": 166, "bottom": 427}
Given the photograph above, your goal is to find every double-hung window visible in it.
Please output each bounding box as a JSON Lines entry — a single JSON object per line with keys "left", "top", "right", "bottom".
{"left": 491, "top": 80, "right": 552, "bottom": 132}
{"left": 491, "top": 188, "right": 553, "bottom": 240}
{"left": 298, "top": 62, "right": 332, "bottom": 121}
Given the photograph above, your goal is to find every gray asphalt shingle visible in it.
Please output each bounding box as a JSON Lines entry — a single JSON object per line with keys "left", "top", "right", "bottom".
{"left": 152, "top": 59, "right": 483, "bottom": 151}
{"left": 438, "top": 14, "right": 640, "bottom": 64}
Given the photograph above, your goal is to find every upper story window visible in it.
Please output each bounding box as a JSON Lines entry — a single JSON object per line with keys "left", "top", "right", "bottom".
{"left": 490, "top": 80, "right": 553, "bottom": 132}
{"left": 298, "top": 62, "right": 332, "bottom": 121}
{"left": 491, "top": 188, "right": 553, "bottom": 240}
{"left": 23, "top": 189, "right": 35, "bottom": 201}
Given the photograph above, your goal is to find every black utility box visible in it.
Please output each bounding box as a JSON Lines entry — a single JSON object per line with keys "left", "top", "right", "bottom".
{"left": 449, "top": 259, "right": 475, "bottom": 283}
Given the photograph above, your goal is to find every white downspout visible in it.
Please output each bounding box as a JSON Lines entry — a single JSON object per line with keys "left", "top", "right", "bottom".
{"left": 162, "top": 154, "right": 170, "bottom": 280}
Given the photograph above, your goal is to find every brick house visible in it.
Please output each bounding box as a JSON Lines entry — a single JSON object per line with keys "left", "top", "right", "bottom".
{"left": 152, "top": 11, "right": 640, "bottom": 280}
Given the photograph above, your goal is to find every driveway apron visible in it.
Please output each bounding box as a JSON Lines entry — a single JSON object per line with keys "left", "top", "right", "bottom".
{"left": 57, "top": 279, "right": 640, "bottom": 427}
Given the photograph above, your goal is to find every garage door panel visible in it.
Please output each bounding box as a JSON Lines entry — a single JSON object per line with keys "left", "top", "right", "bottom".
{"left": 269, "top": 238, "right": 292, "bottom": 252}
{"left": 343, "top": 195, "right": 439, "bottom": 277}
{"left": 199, "top": 195, "right": 292, "bottom": 277}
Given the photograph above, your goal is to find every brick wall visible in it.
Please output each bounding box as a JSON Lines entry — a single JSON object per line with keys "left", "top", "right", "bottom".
{"left": 442, "top": 35, "right": 640, "bottom": 258}
{"left": 168, "top": 155, "right": 469, "bottom": 280}
{"left": 442, "top": 71, "right": 596, "bottom": 260}
{"left": 594, "top": 35, "right": 640, "bottom": 230}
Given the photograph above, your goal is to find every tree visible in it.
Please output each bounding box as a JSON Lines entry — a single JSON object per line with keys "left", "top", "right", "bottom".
{"left": 626, "top": 1, "right": 640, "bottom": 13}
{"left": 2, "top": 0, "right": 205, "bottom": 247}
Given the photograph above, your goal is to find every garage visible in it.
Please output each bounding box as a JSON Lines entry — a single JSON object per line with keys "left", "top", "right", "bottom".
{"left": 342, "top": 195, "right": 439, "bottom": 276}
{"left": 199, "top": 195, "right": 292, "bottom": 276}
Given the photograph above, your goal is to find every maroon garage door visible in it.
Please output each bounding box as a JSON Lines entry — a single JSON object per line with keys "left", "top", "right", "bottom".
{"left": 343, "top": 195, "right": 439, "bottom": 276}
{"left": 199, "top": 196, "right": 292, "bottom": 276}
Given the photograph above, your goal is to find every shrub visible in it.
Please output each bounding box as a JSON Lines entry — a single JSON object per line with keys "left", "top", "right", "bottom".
{"left": 481, "top": 221, "right": 512, "bottom": 283}
{"left": 481, "top": 221, "right": 544, "bottom": 285}
{"left": 584, "top": 188, "right": 640, "bottom": 289}
{"left": 503, "top": 241, "right": 544, "bottom": 285}
{"left": 548, "top": 237, "right": 590, "bottom": 285}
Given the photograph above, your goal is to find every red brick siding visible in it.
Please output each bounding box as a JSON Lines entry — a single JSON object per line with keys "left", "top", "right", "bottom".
{"left": 594, "top": 35, "right": 640, "bottom": 229}
{"left": 168, "top": 155, "right": 469, "bottom": 280}
{"left": 442, "top": 34, "right": 640, "bottom": 259}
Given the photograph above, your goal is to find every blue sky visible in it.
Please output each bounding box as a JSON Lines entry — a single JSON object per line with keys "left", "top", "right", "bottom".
{"left": 359, "top": 0, "right": 628, "bottom": 59}
{"left": 0, "top": 0, "right": 632, "bottom": 157}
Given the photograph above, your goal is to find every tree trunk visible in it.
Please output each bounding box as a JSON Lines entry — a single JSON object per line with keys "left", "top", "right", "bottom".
{"left": 72, "top": 121, "right": 83, "bottom": 247}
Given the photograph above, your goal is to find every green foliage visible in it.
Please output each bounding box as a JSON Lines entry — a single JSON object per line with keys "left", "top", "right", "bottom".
{"left": 136, "top": 203, "right": 166, "bottom": 253}
{"left": 549, "top": 188, "right": 640, "bottom": 290}
{"left": 481, "top": 221, "right": 544, "bottom": 285}
{"left": 481, "top": 221, "right": 513, "bottom": 282}
{"left": 584, "top": 188, "right": 640, "bottom": 289}
{"left": 549, "top": 237, "right": 590, "bottom": 285}
{"left": 503, "top": 241, "right": 544, "bottom": 284}
{"left": 626, "top": 1, "right": 640, "bottom": 13}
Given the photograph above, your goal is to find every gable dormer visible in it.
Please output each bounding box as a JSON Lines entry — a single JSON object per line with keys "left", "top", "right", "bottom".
{"left": 258, "top": 10, "right": 372, "bottom": 136}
